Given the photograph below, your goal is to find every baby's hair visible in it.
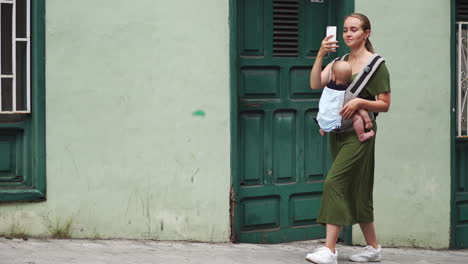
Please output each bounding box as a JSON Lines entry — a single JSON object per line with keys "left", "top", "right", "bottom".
{"left": 332, "top": 61, "right": 352, "bottom": 84}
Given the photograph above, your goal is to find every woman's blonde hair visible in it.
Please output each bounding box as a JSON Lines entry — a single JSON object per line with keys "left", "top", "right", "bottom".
{"left": 345, "top": 13, "right": 374, "bottom": 53}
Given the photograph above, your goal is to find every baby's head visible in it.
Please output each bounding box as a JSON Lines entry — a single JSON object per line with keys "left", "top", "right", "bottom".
{"left": 332, "top": 61, "right": 352, "bottom": 85}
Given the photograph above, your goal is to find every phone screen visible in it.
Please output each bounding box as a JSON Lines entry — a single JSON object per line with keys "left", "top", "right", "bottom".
{"left": 326, "top": 26, "right": 337, "bottom": 42}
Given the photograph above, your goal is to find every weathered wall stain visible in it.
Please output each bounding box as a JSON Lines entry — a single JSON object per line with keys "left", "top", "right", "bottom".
{"left": 192, "top": 110, "right": 206, "bottom": 117}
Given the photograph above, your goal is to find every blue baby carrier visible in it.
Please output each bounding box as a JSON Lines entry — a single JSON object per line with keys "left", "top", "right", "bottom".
{"left": 316, "top": 53, "right": 385, "bottom": 132}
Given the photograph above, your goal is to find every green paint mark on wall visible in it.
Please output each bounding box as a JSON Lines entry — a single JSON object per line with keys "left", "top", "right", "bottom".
{"left": 193, "top": 110, "right": 206, "bottom": 117}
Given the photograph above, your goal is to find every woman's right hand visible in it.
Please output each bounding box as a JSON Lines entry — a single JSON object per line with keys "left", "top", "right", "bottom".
{"left": 318, "top": 35, "right": 339, "bottom": 57}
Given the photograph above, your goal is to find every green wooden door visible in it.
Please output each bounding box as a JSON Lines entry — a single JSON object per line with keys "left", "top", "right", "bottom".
{"left": 454, "top": 139, "right": 468, "bottom": 248}
{"left": 453, "top": 0, "right": 468, "bottom": 249}
{"left": 231, "top": 0, "right": 352, "bottom": 243}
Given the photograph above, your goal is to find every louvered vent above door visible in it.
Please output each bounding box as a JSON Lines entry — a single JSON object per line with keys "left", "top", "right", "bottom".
{"left": 458, "top": 0, "right": 468, "bottom": 21}
{"left": 273, "top": 0, "right": 299, "bottom": 57}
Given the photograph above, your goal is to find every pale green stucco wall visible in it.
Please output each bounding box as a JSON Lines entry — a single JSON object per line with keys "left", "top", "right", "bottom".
{"left": 353, "top": 0, "right": 451, "bottom": 248}
{"left": 0, "top": 0, "right": 453, "bottom": 248}
{"left": 0, "top": 0, "right": 231, "bottom": 241}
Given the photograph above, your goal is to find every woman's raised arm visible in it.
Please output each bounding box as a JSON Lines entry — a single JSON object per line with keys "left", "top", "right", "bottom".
{"left": 310, "top": 59, "right": 332, "bottom": 90}
{"left": 310, "top": 35, "right": 338, "bottom": 90}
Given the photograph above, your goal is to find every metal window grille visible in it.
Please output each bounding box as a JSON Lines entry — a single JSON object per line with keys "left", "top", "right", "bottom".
{"left": 0, "top": 0, "right": 30, "bottom": 114}
{"left": 457, "top": 22, "right": 468, "bottom": 137}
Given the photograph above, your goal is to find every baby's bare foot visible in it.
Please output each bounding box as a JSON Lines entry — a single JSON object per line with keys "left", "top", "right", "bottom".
{"left": 319, "top": 129, "right": 326, "bottom": 136}
{"left": 358, "top": 130, "right": 375, "bottom": 142}
{"left": 364, "top": 120, "right": 373, "bottom": 130}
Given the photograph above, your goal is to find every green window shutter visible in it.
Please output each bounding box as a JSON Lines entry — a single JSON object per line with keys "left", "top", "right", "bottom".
{"left": 457, "top": 0, "right": 468, "bottom": 21}
{"left": 272, "top": 0, "right": 299, "bottom": 57}
{"left": 0, "top": 0, "right": 46, "bottom": 202}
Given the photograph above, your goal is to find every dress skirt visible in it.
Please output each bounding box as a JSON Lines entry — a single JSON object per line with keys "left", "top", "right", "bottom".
{"left": 316, "top": 122, "right": 377, "bottom": 226}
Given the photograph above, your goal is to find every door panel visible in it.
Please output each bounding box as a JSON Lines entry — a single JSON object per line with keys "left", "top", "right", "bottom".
{"left": 233, "top": 0, "right": 351, "bottom": 243}
{"left": 455, "top": 139, "right": 468, "bottom": 248}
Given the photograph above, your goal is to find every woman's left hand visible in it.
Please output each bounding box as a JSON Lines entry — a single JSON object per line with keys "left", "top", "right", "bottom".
{"left": 339, "top": 98, "right": 362, "bottom": 119}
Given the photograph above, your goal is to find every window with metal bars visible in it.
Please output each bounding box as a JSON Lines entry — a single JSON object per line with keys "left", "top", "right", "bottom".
{"left": 457, "top": 0, "right": 468, "bottom": 136}
{"left": 0, "top": 0, "right": 45, "bottom": 202}
{"left": 0, "top": 0, "right": 30, "bottom": 114}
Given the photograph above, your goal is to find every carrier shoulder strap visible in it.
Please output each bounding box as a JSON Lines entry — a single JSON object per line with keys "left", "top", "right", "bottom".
{"left": 341, "top": 53, "right": 385, "bottom": 96}
{"left": 327, "top": 56, "right": 344, "bottom": 81}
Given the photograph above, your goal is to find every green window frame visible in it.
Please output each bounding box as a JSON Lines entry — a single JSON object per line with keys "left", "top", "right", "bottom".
{"left": 0, "top": 0, "right": 45, "bottom": 202}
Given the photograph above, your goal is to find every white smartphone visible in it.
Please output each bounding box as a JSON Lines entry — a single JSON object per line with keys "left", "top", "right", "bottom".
{"left": 326, "top": 26, "right": 337, "bottom": 51}
{"left": 326, "top": 26, "right": 337, "bottom": 42}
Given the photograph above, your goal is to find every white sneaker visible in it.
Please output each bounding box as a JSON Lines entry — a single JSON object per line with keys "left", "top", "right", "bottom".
{"left": 349, "top": 245, "right": 382, "bottom": 262}
{"left": 305, "top": 247, "right": 338, "bottom": 264}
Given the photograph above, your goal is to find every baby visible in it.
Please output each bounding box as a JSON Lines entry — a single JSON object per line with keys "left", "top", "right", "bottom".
{"left": 317, "top": 61, "right": 374, "bottom": 142}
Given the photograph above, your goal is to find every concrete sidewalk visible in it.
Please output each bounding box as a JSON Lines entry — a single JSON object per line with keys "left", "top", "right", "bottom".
{"left": 0, "top": 238, "right": 467, "bottom": 264}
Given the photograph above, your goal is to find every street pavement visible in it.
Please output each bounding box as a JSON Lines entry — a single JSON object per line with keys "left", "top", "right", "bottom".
{"left": 0, "top": 238, "right": 467, "bottom": 264}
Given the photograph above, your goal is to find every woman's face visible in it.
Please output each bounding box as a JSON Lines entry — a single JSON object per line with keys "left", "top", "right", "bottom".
{"left": 343, "top": 17, "right": 369, "bottom": 48}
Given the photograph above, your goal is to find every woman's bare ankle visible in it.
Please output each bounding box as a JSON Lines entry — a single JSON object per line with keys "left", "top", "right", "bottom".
{"left": 324, "top": 245, "right": 336, "bottom": 253}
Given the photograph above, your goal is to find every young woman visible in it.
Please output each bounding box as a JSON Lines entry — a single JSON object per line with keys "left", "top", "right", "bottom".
{"left": 306, "top": 13, "right": 391, "bottom": 264}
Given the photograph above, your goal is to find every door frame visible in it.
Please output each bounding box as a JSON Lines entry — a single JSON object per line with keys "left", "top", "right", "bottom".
{"left": 450, "top": 0, "right": 459, "bottom": 249}
{"left": 229, "top": 0, "right": 355, "bottom": 243}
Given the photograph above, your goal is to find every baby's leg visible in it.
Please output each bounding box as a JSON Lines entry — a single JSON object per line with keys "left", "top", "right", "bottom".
{"left": 319, "top": 129, "right": 326, "bottom": 136}
{"left": 353, "top": 113, "right": 374, "bottom": 142}
{"left": 357, "top": 108, "right": 373, "bottom": 130}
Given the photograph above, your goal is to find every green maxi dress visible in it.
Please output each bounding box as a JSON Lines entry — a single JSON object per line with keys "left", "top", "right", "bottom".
{"left": 316, "top": 62, "right": 391, "bottom": 226}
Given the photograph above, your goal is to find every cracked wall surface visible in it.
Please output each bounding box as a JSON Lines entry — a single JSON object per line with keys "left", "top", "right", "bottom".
{"left": 353, "top": 0, "right": 451, "bottom": 248}
{"left": 0, "top": 0, "right": 231, "bottom": 241}
{"left": 0, "top": 0, "right": 452, "bottom": 247}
